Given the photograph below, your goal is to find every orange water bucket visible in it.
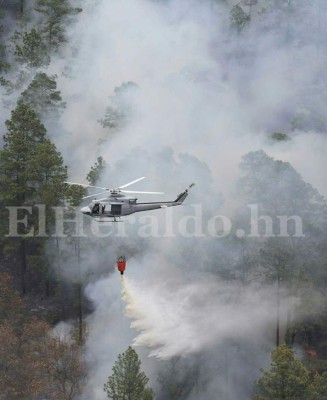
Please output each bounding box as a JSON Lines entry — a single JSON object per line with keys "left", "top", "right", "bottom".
{"left": 117, "top": 256, "right": 126, "bottom": 275}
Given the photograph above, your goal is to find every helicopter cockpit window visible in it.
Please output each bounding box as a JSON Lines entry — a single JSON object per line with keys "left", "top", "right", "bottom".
{"left": 91, "top": 202, "right": 100, "bottom": 213}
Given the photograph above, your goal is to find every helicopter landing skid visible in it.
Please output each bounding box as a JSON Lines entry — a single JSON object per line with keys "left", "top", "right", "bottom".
{"left": 94, "top": 216, "right": 123, "bottom": 223}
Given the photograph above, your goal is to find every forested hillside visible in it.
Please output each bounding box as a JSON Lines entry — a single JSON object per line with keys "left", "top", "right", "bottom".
{"left": 1, "top": 1, "right": 327, "bottom": 399}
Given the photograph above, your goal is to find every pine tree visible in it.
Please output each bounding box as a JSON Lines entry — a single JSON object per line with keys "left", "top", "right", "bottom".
{"left": 238, "top": 150, "right": 325, "bottom": 215}
{"left": 0, "top": 103, "right": 67, "bottom": 294}
{"left": 1, "top": 103, "right": 47, "bottom": 206}
{"left": 99, "top": 82, "right": 139, "bottom": 131}
{"left": 0, "top": 15, "right": 10, "bottom": 74}
{"left": 86, "top": 156, "right": 108, "bottom": 185}
{"left": 35, "top": 0, "right": 82, "bottom": 51}
{"left": 253, "top": 344, "right": 310, "bottom": 400}
{"left": 18, "top": 72, "right": 66, "bottom": 120}
{"left": 12, "top": 28, "right": 50, "bottom": 68}
{"left": 103, "top": 346, "right": 154, "bottom": 400}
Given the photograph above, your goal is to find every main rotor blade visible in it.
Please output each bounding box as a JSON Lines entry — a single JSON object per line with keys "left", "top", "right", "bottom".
{"left": 121, "top": 190, "right": 164, "bottom": 195}
{"left": 82, "top": 191, "right": 108, "bottom": 199}
{"left": 65, "top": 181, "right": 108, "bottom": 190}
{"left": 118, "top": 177, "right": 145, "bottom": 189}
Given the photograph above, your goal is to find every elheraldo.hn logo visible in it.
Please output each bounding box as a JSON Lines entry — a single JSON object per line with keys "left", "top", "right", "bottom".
{"left": 5, "top": 203, "right": 305, "bottom": 239}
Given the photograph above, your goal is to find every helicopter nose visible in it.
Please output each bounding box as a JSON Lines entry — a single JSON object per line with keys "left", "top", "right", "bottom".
{"left": 80, "top": 206, "right": 91, "bottom": 215}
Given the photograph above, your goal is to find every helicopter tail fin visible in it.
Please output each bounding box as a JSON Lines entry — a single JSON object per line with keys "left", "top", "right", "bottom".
{"left": 174, "top": 183, "right": 195, "bottom": 204}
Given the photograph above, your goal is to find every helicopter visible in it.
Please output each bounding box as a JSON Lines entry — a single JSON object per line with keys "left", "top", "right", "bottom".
{"left": 65, "top": 177, "right": 194, "bottom": 221}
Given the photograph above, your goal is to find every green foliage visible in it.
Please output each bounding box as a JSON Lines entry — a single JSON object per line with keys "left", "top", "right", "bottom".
{"left": 260, "top": 238, "right": 294, "bottom": 283}
{"left": 270, "top": 132, "right": 290, "bottom": 142}
{"left": 0, "top": 25, "right": 10, "bottom": 74}
{"left": 12, "top": 28, "right": 50, "bottom": 68}
{"left": 103, "top": 346, "right": 154, "bottom": 400}
{"left": 237, "top": 150, "right": 327, "bottom": 345}
{"left": 35, "top": 0, "right": 82, "bottom": 51}
{"left": 0, "top": 102, "right": 67, "bottom": 207}
{"left": 230, "top": 5, "right": 250, "bottom": 33}
{"left": 306, "top": 372, "right": 327, "bottom": 400}
{"left": 238, "top": 150, "right": 325, "bottom": 217}
{"left": 31, "top": 138, "right": 68, "bottom": 206}
{"left": 0, "top": 103, "right": 67, "bottom": 293}
{"left": 99, "top": 82, "right": 139, "bottom": 131}
{"left": 64, "top": 184, "right": 86, "bottom": 207}
{"left": 288, "top": 293, "right": 327, "bottom": 365}
{"left": 0, "top": 76, "right": 11, "bottom": 87}
{"left": 86, "top": 156, "right": 108, "bottom": 185}
{"left": 253, "top": 344, "right": 310, "bottom": 400}
{"left": 1, "top": 102, "right": 47, "bottom": 205}
{"left": 0, "top": 11, "right": 10, "bottom": 85}
{"left": 18, "top": 72, "right": 66, "bottom": 119}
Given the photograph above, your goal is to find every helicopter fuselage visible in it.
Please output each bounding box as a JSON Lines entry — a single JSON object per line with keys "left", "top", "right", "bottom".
{"left": 80, "top": 185, "right": 193, "bottom": 220}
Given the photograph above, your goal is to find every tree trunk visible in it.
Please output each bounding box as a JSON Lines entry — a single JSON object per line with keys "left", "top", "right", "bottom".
{"left": 20, "top": 239, "right": 27, "bottom": 295}
{"left": 77, "top": 237, "right": 83, "bottom": 344}
{"left": 77, "top": 283, "right": 83, "bottom": 344}
{"left": 45, "top": 280, "right": 50, "bottom": 297}
{"left": 56, "top": 237, "right": 66, "bottom": 320}
{"left": 276, "top": 274, "right": 280, "bottom": 347}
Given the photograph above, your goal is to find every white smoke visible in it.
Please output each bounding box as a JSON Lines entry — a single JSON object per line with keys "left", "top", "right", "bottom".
{"left": 83, "top": 255, "right": 290, "bottom": 399}
{"left": 51, "top": 0, "right": 327, "bottom": 197}
{"left": 57, "top": 1, "right": 327, "bottom": 398}
{"left": 121, "top": 268, "right": 283, "bottom": 359}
